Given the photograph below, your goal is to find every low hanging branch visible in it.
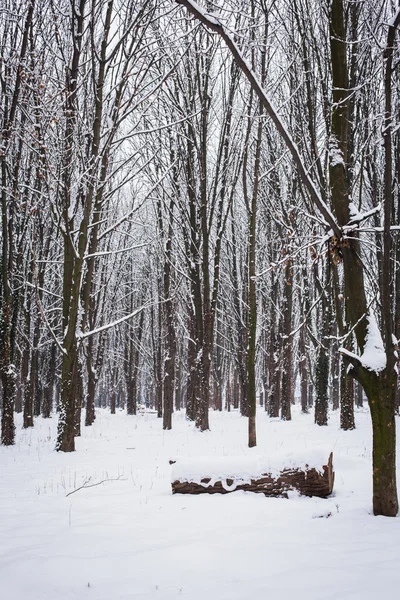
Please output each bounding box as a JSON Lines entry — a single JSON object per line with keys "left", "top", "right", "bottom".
{"left": 170, "top": 453, "right": 334, "bottom": 498}
{"left": 175, "top": 0, "right": 341, "bottom": 238}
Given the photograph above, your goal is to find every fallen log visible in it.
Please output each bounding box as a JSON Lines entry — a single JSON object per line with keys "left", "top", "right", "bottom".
{"left": 171, "top": 453, "right": 334, "bottom": 498}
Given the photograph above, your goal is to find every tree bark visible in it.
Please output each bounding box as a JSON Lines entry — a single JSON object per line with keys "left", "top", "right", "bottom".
{"left": 171, "top": 453, "right": 334, "bottom": 499}
{"left": 281, "top": 258, "right": 293, "bottom": 421}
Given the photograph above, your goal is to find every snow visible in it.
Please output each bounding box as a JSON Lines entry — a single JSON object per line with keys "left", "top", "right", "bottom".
{"left": 388, "top": 9, "right": 400, "bottom": 27}
{"left": 347, "top": 204, "right": 381, "bottom": 226}
{"left": 329, "top": 135, "right": 345, "bottom": 167}
{"left": 1, "top": 407, "right": 400, "bottom": 600}
{"left": 360, "top": 312, "right": 387, "bottom": 372}
{"left": 348, "top": 201, "right": 359, "bottom": 218}
{"left": 340, "top": 313, "right": 387, "bottom": 374}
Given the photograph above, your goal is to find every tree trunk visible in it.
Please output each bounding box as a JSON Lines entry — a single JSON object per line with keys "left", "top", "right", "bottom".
{"left": 74, "top": 360, "right": 83, "bottom": 437}
{"left": 340, "top": 360, "right": 355, "bottom": 430}
{"left": 356, "top": 381, "right": 363, "bottom": 408}
{"left": 331, "top": 351, "right": 340, "bottom": 411}
{"left": 361, "top": 369, "right": 397, "bottom": 516}
{"left": 299, "top": 327, "right": 308, "bottom": 413}
{"left": 57, "top": 346, "right": 77, "bottom": 452}
{"left": 110, "top": 367, "right": 117, "bottom": 415}
{"left": 23, "top": 354, "right": 35, "bottom": 429}
{"left": 33, "top": 358, "right": 41, "bottom": 418}
{"left": 85, "top": 363, "right": 96, "bottom": 426}
{"left": 315, "top": 347, "right": 329, "bottom": 426}
{"left": 281, "top": 258, "right": 293, "bottom": 421}
{"left": 1, "top": 368, "right": 16, "bottom": 446}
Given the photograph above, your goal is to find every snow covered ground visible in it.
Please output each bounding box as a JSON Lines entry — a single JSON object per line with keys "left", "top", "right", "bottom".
{"left": 1, "top": 405, "right": 399, "bottom": 600}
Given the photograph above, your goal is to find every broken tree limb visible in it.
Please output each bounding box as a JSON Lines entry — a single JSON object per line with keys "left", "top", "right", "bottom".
{"left": 171, "top": 453, "right": 334, "bottom": 498}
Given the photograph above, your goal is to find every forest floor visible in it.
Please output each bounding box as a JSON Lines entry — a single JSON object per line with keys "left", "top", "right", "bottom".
{"left": 1, "top": 405, "right": 400, "bottom": 599}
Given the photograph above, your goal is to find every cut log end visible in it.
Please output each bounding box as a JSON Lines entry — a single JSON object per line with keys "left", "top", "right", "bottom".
{"left": 171, "top": 453, "right": 334, "bottom": 499}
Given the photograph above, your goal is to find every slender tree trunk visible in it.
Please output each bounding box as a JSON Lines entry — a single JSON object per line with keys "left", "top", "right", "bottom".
{"left": 340, "top": 362, "right": 355, "bottom": 430}
{"left": 163, "top": 193, "right": 176, "bottom": 430}
{"left": 299, "top": 327, "right": 308, "bottom": 413}
{"left": 74, "top": 361, "right": 83, "bottom": 436}
{"left": 23, "top": 352, "right": 35, "bottom": 428}
{"left": 33, "top": 365, "right": 42, "bottom": 418}
{"left": 85, "top": 358, "right": 96, "bottom": 426}
{"left": 42, "top": 344, "right": 56, "bottom": 418}
{"left": 281, "top": 258, "right": 293, "bottom": 421}
{"left": 331, "top": 350, "right": 340, "bottom": 411}
{"left": 356, "top": 382, "right": 363, "bottom": 408}
{"left": 175, "top": 355, "right": 182, "bottom": 411}
{"left": 267, "top": 275, "right": 280, "bottom": 418}
{"left": 314, "top": 264, "right": 331, "bottom": 426}
{"left": 110, "top": 366, "right": 117, "bottom": 415}
{"left": 247, "top": 166, "right": 258, "bottom": 445}
{"left": 315, "top": 347, "right": 329, "bottom": 426}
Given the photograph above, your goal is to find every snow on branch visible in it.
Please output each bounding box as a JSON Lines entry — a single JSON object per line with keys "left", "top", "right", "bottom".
{"left": 77, "top": 302, "right": 150, "bottom": 340}
{"left": 343, "top": 204, "right": 382, "bottom": 231}
{"left": 339, "top": 312, "right": 387, "bottom": 374}
{"left": 387, "top": 8, "right": 400, "bottom": 29}
{"left": 84, "top": 240, "right": 151, "bottom": 260}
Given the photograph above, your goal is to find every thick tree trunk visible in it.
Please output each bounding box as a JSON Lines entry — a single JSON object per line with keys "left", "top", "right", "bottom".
{"left": 361, "top": 369, "right": 397, "bottom": 516}
{"left": 1, "top": 368, "right": 16, "bottom": 446}
{"left": 126, "top": 378, "right": 137, "bottom": 416}
{"left": 57, "top": 348, "right": 77, "bottom": 452}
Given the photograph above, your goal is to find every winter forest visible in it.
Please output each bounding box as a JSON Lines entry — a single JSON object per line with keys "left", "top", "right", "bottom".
{"left": 1, "top": 0, "right": 400, "bottom": 597}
